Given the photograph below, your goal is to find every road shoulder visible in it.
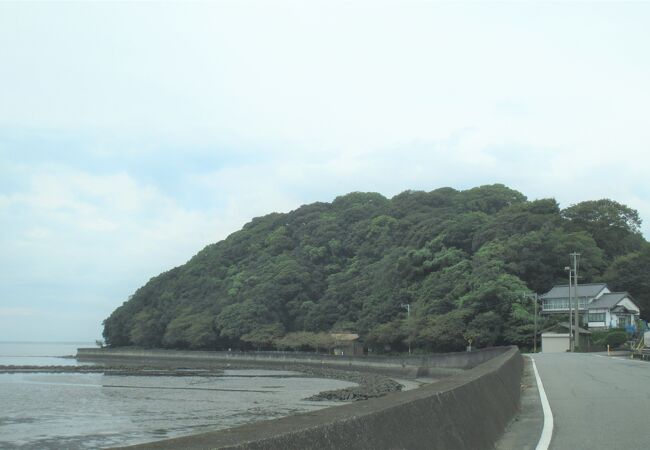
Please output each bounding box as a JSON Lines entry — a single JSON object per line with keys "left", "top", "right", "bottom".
{"left": 494, "top": 355, "right": 544, "bottom": 450}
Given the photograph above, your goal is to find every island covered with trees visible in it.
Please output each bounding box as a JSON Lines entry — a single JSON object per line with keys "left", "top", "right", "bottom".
{"left": 102, "top": 184, "right": 649, "bottom": 353}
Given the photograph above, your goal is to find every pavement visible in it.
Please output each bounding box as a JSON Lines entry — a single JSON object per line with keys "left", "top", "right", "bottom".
{"left": 498, "top": 352, "right": 650, "bottom": 450}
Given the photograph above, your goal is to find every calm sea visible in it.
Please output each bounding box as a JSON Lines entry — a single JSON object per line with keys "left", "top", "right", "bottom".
{"left": 0, "top": 342, "right": 354, "bottom": 449}
{"left": 0, "top": 341, "right": 96, "bottom": 366}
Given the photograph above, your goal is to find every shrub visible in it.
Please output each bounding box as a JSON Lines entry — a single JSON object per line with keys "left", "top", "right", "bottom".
{"left": 604, "top": 330, "right": 628, "bottom": 347}
{"left": 589, "top": 330, "right": 609, "bottom": 346}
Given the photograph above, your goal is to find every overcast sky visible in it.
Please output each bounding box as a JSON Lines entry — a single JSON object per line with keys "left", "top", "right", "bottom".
{"left": 1, "top": 1, "right": 649, "bottom": 341}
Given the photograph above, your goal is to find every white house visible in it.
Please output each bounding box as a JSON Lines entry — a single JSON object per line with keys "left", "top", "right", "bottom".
{"left": 540, "top": 283, "right": 640, "bottom": 330}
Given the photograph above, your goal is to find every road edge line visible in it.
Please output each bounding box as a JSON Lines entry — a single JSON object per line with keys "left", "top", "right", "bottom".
{"left": 530, "top": 356, "right": 553, "bottom": 450}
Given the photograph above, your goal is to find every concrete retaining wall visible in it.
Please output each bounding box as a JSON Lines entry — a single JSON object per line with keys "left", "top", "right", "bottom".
{"left": 77, "top": 346, "right": 508, "bottom": 378}
{"left": 100, "top": 346, "right": 522, "bottom": 450}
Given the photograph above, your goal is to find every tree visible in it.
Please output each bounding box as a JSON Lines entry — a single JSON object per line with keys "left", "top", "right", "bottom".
{"left": 562, "top": 199, "right": 644, "bottom": 259}
{"left": 163, "top": 312, "right": 219, "bottom": 349}
{"left": 274, "top": 331, "right": 323, "bottom": 352}
{"left": 456, "top": 184, "right": 527, "bottom": 215}
{"left": 603, "top": 244, "right": 650, "bottom": 320}
{"left": 417, "top": 309, "right": 472, "bottom": 352}
{"left": 102, "top": 307, "right": 133, "bottom": 347}
{"left": 129, "top": 309, "right": 165, "bottom": 348}
{"left": 216, "top": 301, "right": 276, "bottom": 341}
{"left": 471, "top": 198, "right": 561, "bottom": 251}
{"left": 365, "top": 321, "right": 408, "bottom": 352}
{"left": 241, "top": 324, "right": 285, "bottom": 350}
{"left": 465, "top": 312, "right": 502, "bottom": 348}
{"left": 440, "top": 212, "right": 490, "bottom": 253}
{"left": 416, "top": 259, "right": 472, "bottom": 315}
{"left": 493, "top": 229, "right": 606, "bottom": 293}
{"left": 500, "top": 300, "right": 536, "bottom": 349}
{"left": 100, "top": 185, "right": 649, "bottom": 354}
{"left": 390, "top": 189, "right": 449, "bottom": 218}
{"left": 310, "top": 332, "right": 337, "bottom": 353}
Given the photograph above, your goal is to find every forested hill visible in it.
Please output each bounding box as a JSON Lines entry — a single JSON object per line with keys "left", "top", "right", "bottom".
{"left": 102, "top": 184, "right": 649, "bottom": 352}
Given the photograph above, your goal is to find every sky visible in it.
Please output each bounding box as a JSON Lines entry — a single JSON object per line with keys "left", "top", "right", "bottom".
{"left": 1, "top": 1, "right": 649, "bottom": 341}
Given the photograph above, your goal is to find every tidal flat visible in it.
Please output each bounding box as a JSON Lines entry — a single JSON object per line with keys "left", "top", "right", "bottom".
{"left": 0, "top": 367, "right": 358, "bottom": 449}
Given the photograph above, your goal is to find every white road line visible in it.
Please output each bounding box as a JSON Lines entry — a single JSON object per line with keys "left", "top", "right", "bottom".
{"left": 593, "top": 354, "right": 647, "bottom": 363}
{"left": 530, "top": 356, "right": 553, "bottom": 450}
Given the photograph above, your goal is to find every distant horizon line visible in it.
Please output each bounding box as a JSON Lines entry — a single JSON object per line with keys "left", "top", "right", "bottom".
{"left": 0, "top": 340, "right": 99, "bottom": 344}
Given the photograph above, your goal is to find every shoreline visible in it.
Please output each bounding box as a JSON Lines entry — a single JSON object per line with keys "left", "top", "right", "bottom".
{"left": 102, "top": 347, "right": 520, "bottom": 450}
{"left": 75, "top": 348, "right": 453, "bottom": 400}
{"left": 0, "top": 357, "right": 416, "bottom": 401}
{"left": 2, "top": 347, "right": 520, "bottom": 449}
{"left": 0, "top": 364, "right": 225, "bottom": 376}
{"left": 0, "top": 361, "right": 362, "bottom": 449}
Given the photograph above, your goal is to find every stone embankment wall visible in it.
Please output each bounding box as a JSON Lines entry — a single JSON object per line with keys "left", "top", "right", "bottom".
{"left": 80, "top": 346, "right": 523, "bottom": 450}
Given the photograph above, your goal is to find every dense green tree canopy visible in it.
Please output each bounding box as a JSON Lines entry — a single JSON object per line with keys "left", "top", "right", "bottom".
{"left": 102, "top": 184, "right": 648, "bottom": 352}
{"left": 562, "top": 199, "right": 644, "bottom": 259}
{"left": 603, "top": 243, "right": 650, "bottom": 320}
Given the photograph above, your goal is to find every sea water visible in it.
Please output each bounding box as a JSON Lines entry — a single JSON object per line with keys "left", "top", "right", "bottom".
{"left": 0, "top": 343, "right": 355, "bottom": 449}
{"left": 0, "top": 341, "right": 95, "bottom": 366}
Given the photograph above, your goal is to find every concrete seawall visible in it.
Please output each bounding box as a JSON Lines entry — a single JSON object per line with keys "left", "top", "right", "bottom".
{"left": 79, "top": 346, "right": 523, "bottom": 450}
{"left": 77, "top": 346, "right": 508, "bottom": 378}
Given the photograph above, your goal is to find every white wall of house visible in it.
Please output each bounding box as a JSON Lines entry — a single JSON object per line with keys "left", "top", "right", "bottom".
{"left": 618, "top": 298, "right": 640, "bottom": 314}
{"left": 594, "top": 286, "right": 611, "bottom": 299}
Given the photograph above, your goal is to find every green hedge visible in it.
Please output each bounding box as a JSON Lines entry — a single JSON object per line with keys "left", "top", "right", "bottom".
{"left": 603, "top": 330, "right": 628, "bottom": 347}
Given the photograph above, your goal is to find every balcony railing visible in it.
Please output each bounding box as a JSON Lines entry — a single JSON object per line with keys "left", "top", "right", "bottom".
{"left": 541, "top": 299, "right": 589, "bottom": 311}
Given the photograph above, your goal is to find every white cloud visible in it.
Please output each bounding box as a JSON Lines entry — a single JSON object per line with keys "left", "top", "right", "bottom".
{"left": 0, "top": 307, "right": 39, "bottom": 318}
{"left": 0, "top": 165, "right": 237, "bottom": 333}
{"left": 1, "top": 1, "right": 650, "bottom": 339}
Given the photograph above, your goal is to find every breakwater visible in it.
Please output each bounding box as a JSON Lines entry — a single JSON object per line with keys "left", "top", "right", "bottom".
{"left": 78, "top": 346, "right": 523, "bottom": 450}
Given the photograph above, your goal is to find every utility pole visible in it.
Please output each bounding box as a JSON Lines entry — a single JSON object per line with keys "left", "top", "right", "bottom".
{"left": 571, "top": 252, "right": 581, "bottom": 350}
{"left": 534, "top": 293, "right": 538, "bottom": 353}
{"left": 525, "top": 293, "right": 539, "bottom": 353}
{"left": 400, "top": 303, "right": 411, "bottom": 355}
{"left": 566, "top": 266, "right": 573, "bottom": 351}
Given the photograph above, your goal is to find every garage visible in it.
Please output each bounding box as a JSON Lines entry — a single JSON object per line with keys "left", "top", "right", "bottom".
{"left": 541, "top": 332, "right": 570, "bottom": 353}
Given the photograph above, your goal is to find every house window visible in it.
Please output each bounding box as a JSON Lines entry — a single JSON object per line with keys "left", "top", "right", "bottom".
{"left": 588, "top": 312, "right": 605, "bottom": 323}
{"left": 618, "top": 315, "right": 630, "bottom": 327}
{"left": 544, "top": 298, "right": 570, "bottom": 310}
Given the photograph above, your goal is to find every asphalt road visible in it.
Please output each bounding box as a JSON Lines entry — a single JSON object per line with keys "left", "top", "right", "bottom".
{"left": 532, "top": 353, "right": 650, "bottom": 450}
